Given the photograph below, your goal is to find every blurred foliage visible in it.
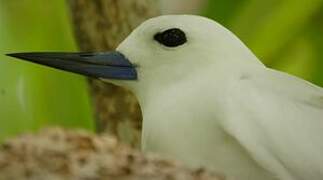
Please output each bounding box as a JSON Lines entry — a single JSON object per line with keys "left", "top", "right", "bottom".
{"left": 203, "top": 0, "right": 323, "bottom": 86}
{"left": 0, "top": 0, "right": 95, "bottom": 141}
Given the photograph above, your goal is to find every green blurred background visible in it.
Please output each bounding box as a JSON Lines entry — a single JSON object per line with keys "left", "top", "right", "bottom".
{"left": 0, "top": 0, "right": 322, "bottom": 141}
{"left": 203, "top": 0, "right": 323, "bottom": 85}
{"left": 0, "top": 0, "right": 95, "bottom": 141}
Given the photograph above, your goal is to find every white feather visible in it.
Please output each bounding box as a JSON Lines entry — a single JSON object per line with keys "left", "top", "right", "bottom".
{"left": 222, "top": 68, "right": 323, "bottom": 180}
{"left": 109, "top": 15, "right": 323, "bottom": 180}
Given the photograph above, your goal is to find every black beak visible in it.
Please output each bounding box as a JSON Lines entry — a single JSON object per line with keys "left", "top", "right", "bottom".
{"left": 6, "top": 51, "right": 137, "bottom": 80}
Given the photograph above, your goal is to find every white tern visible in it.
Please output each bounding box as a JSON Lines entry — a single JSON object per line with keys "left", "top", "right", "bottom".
{"left": 7, "top": 15, "right": 323, "bottom": 180}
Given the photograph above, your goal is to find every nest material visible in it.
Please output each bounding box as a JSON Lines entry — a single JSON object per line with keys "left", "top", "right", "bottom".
{"left": 0, "top": 128, "right": 224, "bottom": 180}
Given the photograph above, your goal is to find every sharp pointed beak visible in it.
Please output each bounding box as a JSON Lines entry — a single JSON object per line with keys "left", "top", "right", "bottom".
{"left": 6, "top": 51, "right": 137, "bottom": 80}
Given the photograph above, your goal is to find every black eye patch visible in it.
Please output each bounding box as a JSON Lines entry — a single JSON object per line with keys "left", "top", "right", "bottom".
{"left": 154, "top": 28, "right": 187, "bottom": 47}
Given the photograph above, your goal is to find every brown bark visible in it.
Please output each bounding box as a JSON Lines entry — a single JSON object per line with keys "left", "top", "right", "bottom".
{"left": 0, "top": 128, "right": 225, "bottom": 180}
{"left": 67, "top": 0, "right": 160, "bottom": 147}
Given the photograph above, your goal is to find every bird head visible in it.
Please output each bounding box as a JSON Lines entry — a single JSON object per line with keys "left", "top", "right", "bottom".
{"left": 7, "top": 15, "right": 262, "bottom": 95}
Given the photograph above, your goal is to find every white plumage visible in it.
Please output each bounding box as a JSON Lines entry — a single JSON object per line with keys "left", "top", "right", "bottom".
{"left": 112, "top": 15, "right": 323, "bottom": 180}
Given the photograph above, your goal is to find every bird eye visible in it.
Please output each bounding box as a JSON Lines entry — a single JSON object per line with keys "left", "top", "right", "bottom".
{"left": 154, "top": 28, "right": 187, "bottom": 47}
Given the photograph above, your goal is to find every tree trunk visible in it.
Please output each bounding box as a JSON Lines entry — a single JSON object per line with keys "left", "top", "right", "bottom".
{"left": 67, "top": 0, "right": 160, "bottom": 147}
